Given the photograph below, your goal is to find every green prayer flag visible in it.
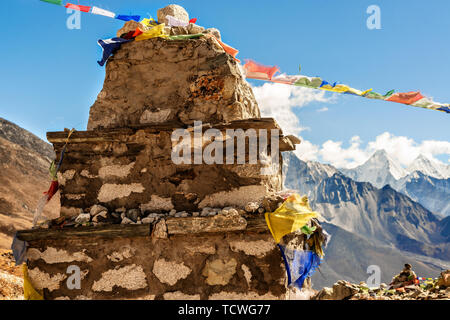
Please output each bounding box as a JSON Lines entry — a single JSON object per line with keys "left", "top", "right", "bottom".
{"left": 384, "top": 89, "right": 395, "bottom": 98}
{"left": 168, "top": 34, "right": 205, "bottom": 41}
{"left": 301, "top": 225, "right": 317, "bottom": 235}
{"left": 40, "top": 0, "right": 63, "bottom": 6}
{"left": 49, "top": 161, "right": 58, "bottom": 181}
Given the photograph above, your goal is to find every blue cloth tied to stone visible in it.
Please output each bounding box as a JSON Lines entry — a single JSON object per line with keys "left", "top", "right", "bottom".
{"left": 97, "top": 37, "right": 132, "bottom": 67}
{"left": 278, "top": 245, "right": 321, "bottom": 289}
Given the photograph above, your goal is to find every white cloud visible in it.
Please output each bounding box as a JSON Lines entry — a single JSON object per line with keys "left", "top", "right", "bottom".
{"left": 251, "top": 82, "right": 450, "bottom": 169}
{"left": 252, "top": 83, "right": 331, "bottom": 136}
{"left": 318, "top": 136, "right": 369, "bottom": 169}
{"left": 301, "top": 133, "right": 450, "bottom": 169}
{"left": 295, "top": 139, "right": 319, "bottom": 162}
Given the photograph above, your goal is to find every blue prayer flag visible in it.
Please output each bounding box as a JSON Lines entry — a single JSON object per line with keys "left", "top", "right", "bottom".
{"left": 278, "top": 245, "right": 321, "bottom": 289}
{"left": 116, "top": 15, "right": 141, "bottom": 22}
{"left": 97, "top": 37, "right": 132, "bottom": 67}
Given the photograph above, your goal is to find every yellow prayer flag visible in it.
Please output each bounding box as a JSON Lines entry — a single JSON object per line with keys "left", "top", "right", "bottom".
{"left": 265, "top": 194, "right": 319, "bottom": 244}
{"left": 23, "top": 264, "right": 44, "bottom": 300}
{"left": 135, "top": 23, "right": 168, "bottom": 41}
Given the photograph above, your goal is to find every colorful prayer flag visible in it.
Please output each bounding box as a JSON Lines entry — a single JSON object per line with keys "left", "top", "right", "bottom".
{"left": 265, "top": 194, "right": 319, "bottom": 244}
{"left": 116, "top": 15, "right": 141, "bottom": 22}
{"left": 97, "top": 37, "right": 132, "bottom": 66}
{"left": 244, "top": 60, "right": 449, "bottom": 114}
{"left": 65, "top": 3, "right": 91, "bottom": 13}
{"left": 189, "top": 18, "right": 198, "bottom": 24}
{"left": 166, "top": 15, "right": 189, "bottom": 27}
{"left": 91, "top": 6, "right": 116, "bottom": 18}
{"left": 385, "top": 91, "right": 424, "bottom": 105}
{"left": 243, "top": 60, "right": 280, "bottom": 80}
{"left": 278, "top": 246, "right": 321, "bottom": 289}
{"left": 40, "top": 0, "right": 63, "bottom": 5}
{"left": 207, "top": 35, "right": 240, "bottom": 63}
{"left": 141, "top": 18, "right": 158, "bottom": 27}
{"left": 135, "top": 24, "right": 168, "bottom": 41}
{"left": 167, "top": 33, "right": 205, "bottom": 41}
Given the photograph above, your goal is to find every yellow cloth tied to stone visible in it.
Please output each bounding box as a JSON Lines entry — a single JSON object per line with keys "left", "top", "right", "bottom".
{"left": 135, "top": 23, "right": 168, "bottom": 41}
{"left": 23, "top": 264, "right": 44, "bottom": 300}
{"left": 265, "top": 194, "right": 319, "bottom": 244}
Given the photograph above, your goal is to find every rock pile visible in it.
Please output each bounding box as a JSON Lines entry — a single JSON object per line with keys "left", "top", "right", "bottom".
{"left": 36, "top": 194, "right": 285, "bottom": 230}
{"left": 313, "top": 273, "right": 450, "bottom": 300}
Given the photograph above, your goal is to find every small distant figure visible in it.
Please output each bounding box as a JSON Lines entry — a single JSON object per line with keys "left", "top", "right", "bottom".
{"left": 390, "top": 264, "right": 418, "bottom": 289}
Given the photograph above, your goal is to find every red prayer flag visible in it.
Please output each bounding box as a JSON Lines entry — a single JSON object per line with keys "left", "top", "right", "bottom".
{"left": 44, "top": 180, "right": 59, "bottom": 202}
{"left": 385, "top": 91, "right": 424, "bottom": 105}
{"left": 243, "top": 60, "right": 280, "bottom": 80}
{"left": 189, "top": 18, "right": 197, "bottom": 24}
{"left": 132, "top": 28, "right": 143, "bottom": 38}
{"left": 65, "top": 3, "right": 92, "bottom": 13}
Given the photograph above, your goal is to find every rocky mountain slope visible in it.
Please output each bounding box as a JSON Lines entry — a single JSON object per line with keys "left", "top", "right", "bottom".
{"left": 0, "top": 118, "right": 59, "bottom": 249}
{"left": 396, "top": 171, "right": 450, "bottom": 218}
{"left": 283, "top": 152, "right": 449, "bottom": 287}
{"left": 341, "top": 150, "right": 450, "bottom": 217}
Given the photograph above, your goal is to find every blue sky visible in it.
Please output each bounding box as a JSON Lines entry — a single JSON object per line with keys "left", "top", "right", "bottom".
{"left": 0, "top": 0, "right": 449, "bottom": 167}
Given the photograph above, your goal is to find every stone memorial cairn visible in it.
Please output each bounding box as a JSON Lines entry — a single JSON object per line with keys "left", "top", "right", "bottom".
{"left": 18, "top": 5, "right": 303, "bottom": 300}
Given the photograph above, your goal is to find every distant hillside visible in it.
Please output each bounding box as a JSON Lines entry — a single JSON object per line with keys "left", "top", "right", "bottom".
{"left": 0, "top": 118, "right": 59, "bottom": 249}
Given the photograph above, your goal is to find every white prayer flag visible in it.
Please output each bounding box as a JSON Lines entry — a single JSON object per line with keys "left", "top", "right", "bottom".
{"left": 166, "top": 15, "right": 189, "bottom": 27}
{"left": 91, "top": 6, "right": 116, "bottom": 18}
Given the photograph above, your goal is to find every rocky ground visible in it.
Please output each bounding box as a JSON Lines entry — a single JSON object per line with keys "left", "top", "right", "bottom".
{"left": 0, "top": 250, "right": 23, "bottom": 300}
{"left": 312, "top": 273, "right": 450, "bottom": 300}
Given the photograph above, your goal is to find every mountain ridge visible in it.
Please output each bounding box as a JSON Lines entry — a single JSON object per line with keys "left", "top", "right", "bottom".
{"left": 283, "top": 152, "right": 449, "bottom": 259}
{"left": 0, "top": 118, "right": 59, "bottom": 249}
{"left": 339, "top": 149, "right": 450, "bottom": 216}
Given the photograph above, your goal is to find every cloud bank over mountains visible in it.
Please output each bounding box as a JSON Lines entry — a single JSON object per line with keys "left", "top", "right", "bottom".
{"left": 253, "top": 82, "right": 450, "bottom": 169}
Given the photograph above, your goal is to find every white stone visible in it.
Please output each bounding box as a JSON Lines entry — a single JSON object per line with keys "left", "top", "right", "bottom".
{"left": 241, "top": 264, "right": 252, "bottom": 286}
{"left": 121, "top": 217, "right": 134, "bottom": 225}
{"left": 141, "top": 217, "right": 155, "bottom": 224}
{"left": 98, "top": 162, "right": 135, "bottom": 179}
{"left": 27, "top": 247, "right": 93, "bottom": 264}
{"left": 199, "top": 185, "right": 267, "bottom": 209}
{"left": 157, "top": 4, "right": 189, "bottom": 25}
{"left": 202, "top": 258, "right": 237, "bottom": 286}
{"left": 28, "top": 267, "right": 66, "bottom": 292}
{"left": 92, "top": 211, "right": 108, "bottom": 223}
{"left": 107, "top": 247, "right": 135, "bottom": 262}
{"left": 229, "top": 239, "right": 276, "bottom": 257}
{"left": 75, "top": 213, "right": 91, "bottom": 224}
{"left": 140, "top": 109, "right": 172, "bottom": 124}
{"left": 163, "top": 291, "right": 200, "bottom": 300}
{"left": 152, "top": 259, "right": 192, "bottom": 286}
{"left": 97, "top": 183, "right": 145, "bottom": 203}
{"left": 245, "top": 202, "right": 259, "bottom": 213}
{"left": 92, "top": 264, "right": 147, "bottom": 292}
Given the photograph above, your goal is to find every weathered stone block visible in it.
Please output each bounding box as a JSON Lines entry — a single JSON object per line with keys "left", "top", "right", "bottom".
{"left": 48, "top": 119, "right": 295, "bottom": 215}
{"left": 87, "top": 36, "right": 260, "bottom": 130}
{"left": 19, "top": 218, "right": 287, "bottom": 300}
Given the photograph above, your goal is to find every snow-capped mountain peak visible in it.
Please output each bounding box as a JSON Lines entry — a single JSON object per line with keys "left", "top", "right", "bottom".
{"left": 407, "top": 155, "right": 450, "bottom": 179}
{"left": 340, "top": 150, "right": 407, "bottom": 188}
